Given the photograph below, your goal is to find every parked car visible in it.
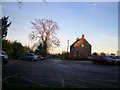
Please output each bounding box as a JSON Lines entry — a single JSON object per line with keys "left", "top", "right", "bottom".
{"left": 35, "top": 54, "right": 44, "bottom": 60}
{"left": 87, "top": 55, "right": 94, "bottom": 61}
{"left": 92, "top": 55, "right": 116, "bottom": 65}
{"left": 19, "top": 53, "right": 38, "bottom": 61}
{"left": 115, "top": 56, "right": 120, "bottom": 64}
{"left": 107, "top": 56, "right": 117, "bottom": 62}
{"left": 0, "top": 51, "right": 8, "bottom": 64}
{"left": 107, "top": 56, "right": 116, "bottom": 59}
{"left": 39, "top": 55, "right": 45, "bottom": 60}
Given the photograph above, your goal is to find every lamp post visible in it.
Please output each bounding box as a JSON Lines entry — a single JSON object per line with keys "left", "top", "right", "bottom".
{"left": 67, "top": 40, "right": 69, "bottom": 53}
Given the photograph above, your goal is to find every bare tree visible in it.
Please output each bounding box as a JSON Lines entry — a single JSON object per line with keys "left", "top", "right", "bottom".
{"left": 29, "top": 18, "right": 60, "bottom": 57}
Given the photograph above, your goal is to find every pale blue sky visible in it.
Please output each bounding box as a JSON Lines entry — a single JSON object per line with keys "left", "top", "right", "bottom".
{"left": 2, "top": 2, "right": 118, "bottom": 54}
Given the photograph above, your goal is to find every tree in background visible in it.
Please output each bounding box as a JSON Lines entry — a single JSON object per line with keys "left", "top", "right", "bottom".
{"left": 101, "top": 52, "right": 106, "bottom": 56}
{"left": 24, "top": 46, "right": 31, "bottom": 53}
{"left": 1, "top": 16, "right": 11, "bottom": 39}
{"left": 92, "top": 52, "right": 98, "bottom": 56}
{"left": 35, "top": 43, "right": 43, "bottom": 55}
{"left": 2, "top": 40, "right": 13, "bottom": 57}
{"left": 29, "top": 18, "right": 60, "bottom": 57}
{"left": 2, "top": 40, "right": 30, "bottom": 58}
{"left": 12, "top": 41, "right": 26, "bottom": 59}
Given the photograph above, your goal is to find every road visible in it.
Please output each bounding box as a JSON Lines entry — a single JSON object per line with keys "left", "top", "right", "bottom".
{"left": 2, "top": 59, "right": 120, "bottom": 88}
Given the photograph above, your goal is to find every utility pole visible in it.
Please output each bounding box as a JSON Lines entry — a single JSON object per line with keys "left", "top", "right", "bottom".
{"left": 67, "top": 40, "right": 69, "bottom": 53}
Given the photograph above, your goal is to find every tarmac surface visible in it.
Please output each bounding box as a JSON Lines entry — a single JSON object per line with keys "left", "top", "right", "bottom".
{"left": 2, "top": 59, "right": 120, "bottom": 88}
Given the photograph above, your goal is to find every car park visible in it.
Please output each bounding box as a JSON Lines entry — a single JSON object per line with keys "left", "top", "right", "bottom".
{"left": 92, "top": 55, "right": 116, "bottom": 65}
{"left": 0, "top": 51, "right": 8, "bottom": 64}
{"left": 19, "top": 53, "right": 38, "bottom": 61}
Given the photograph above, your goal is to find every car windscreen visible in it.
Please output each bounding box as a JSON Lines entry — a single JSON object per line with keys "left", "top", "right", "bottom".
{"left": 96, "top": 56, "right": 105, "bottom": 59}
{"left": 116, "top": 56, "right": 120, "bottom": 58}
{"left": 25, "top": 54, "right": 34, "bottom": 56}
{"left": 2, "top": 52, "right": 7, "bottom": 55}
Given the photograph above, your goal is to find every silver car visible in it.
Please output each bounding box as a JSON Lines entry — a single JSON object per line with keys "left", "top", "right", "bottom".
{"left": 19, "top": 53, "right": 38, "bottom": 61}
{"left": 0, "top": 51, "right": 8, "bottom": 64}
{"left": 115, "top": 56, "right": 120, "bottom": 64}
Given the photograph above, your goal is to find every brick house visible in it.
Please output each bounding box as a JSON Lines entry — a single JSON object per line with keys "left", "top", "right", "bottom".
{"left": 70, "top": 34, "right": 91, "bottom": 59}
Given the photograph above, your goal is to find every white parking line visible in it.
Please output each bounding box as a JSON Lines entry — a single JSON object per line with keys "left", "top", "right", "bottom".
{"left": 61, "top": 78, "right": 65, "bottom": 87}
{"left": 3, "top": 72, "right": 19, "bottom": 80}
{"left": 85, "top": 80, "right": 119, "bottom": 88}
{"left": 17, "top": 76, "right": 47, "bottom": 86}
{"left": 64, "top": 82, "right": 86, "bottom": 88}
{"left": 76, "top": 79, "right": 120, "bottom": 88}
{"left": 3, "top": 76, "right": 47, "bottom": 86}
{"left": 3, "top": 76, "right": 120, "bottom": 88}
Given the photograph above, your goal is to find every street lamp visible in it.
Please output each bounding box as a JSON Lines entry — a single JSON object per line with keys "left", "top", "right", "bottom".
{"left": 67, "top": 40, "right": 69, "bottom": 53}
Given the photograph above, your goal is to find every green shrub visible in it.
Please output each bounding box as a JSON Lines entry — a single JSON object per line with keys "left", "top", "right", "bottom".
{"left": 61, "top": 52, "right": 73, "bottom": 60}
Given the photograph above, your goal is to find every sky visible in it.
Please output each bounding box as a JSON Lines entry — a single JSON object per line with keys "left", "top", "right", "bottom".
{"left": 2, "top": 2, "right": 118, "bottom": 54}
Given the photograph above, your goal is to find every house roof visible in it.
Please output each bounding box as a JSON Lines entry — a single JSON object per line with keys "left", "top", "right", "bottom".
{"left": 70, "top": 35, "right": 91, "bottom": 48}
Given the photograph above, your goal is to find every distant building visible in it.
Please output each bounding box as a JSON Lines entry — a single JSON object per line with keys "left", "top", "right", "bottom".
{"left": 70, "top": 34, "right": 91, "bottom": 59}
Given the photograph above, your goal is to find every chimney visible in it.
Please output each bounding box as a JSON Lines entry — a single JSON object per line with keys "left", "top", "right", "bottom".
{"left": 82, "top": 34, "right": 84, "bottom": 39}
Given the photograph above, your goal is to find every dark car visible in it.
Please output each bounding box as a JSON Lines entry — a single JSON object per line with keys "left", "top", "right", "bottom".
{"left": 92, "top": 55, "right": 116, "bottom": 65}
{"left": 0, "top": 51, "right": 8, "bottom": 64}
{"left": 19, "top": 53, "right": 38, "bottom": 61}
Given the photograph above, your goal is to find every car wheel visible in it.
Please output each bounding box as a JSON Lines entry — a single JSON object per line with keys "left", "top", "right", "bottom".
{"left": 18, "top": 58, "right": 21, "bottom": 60}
